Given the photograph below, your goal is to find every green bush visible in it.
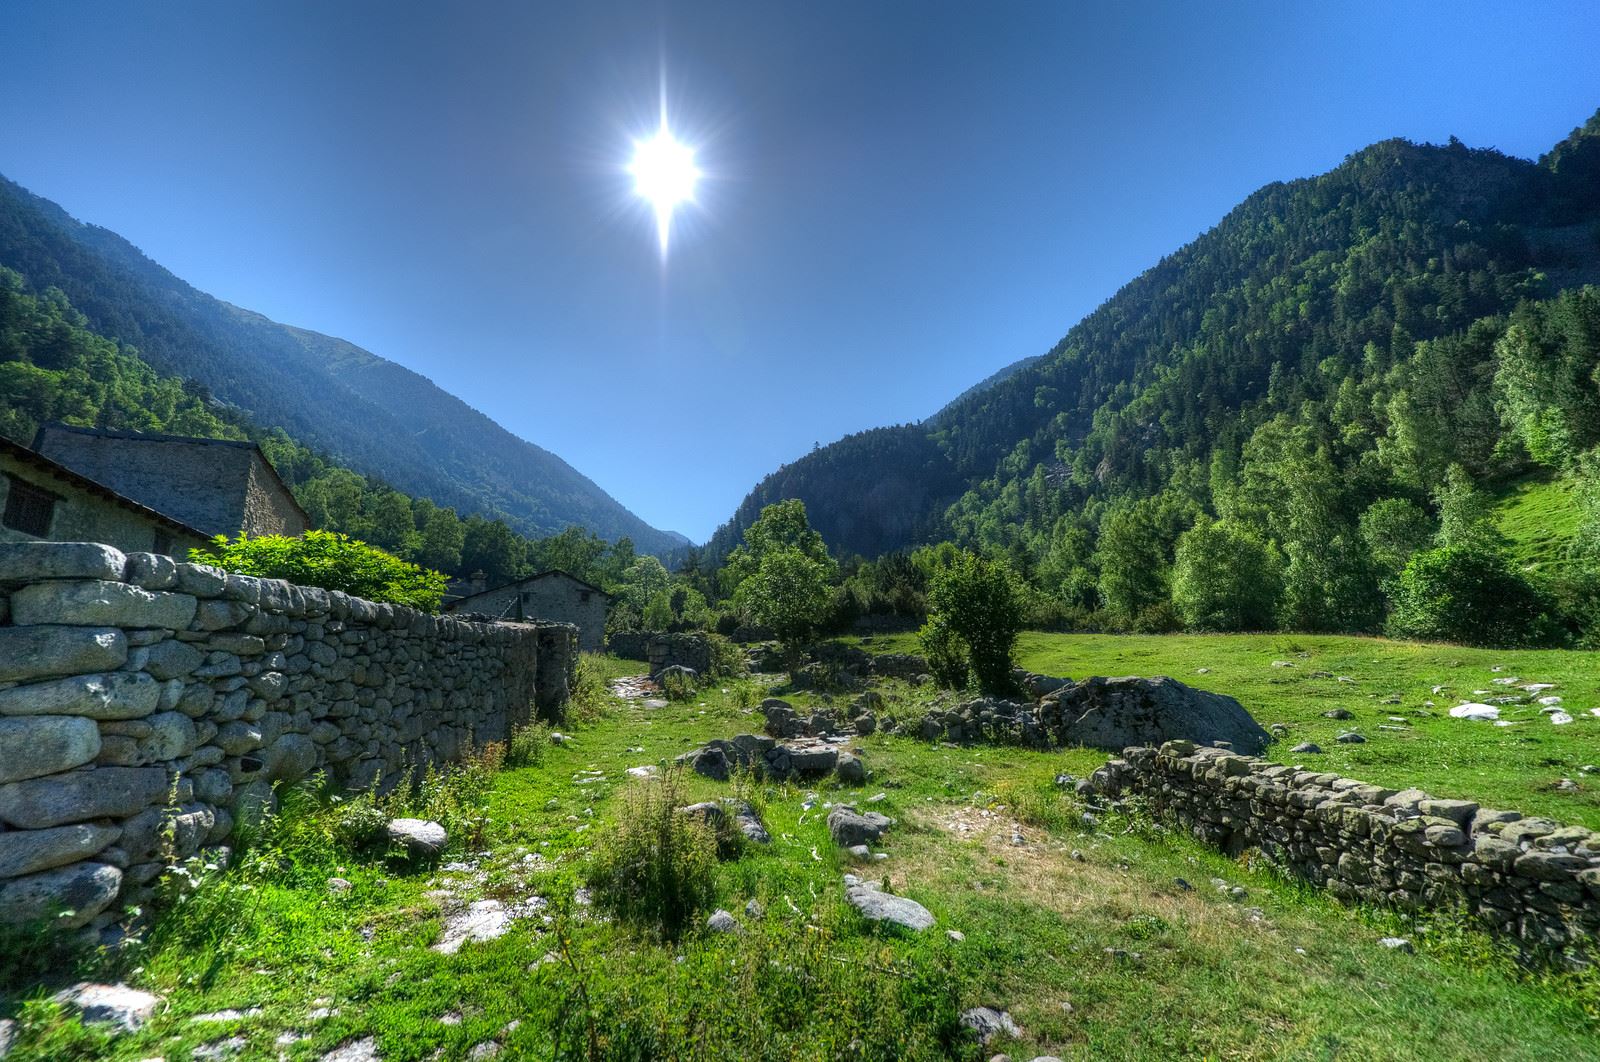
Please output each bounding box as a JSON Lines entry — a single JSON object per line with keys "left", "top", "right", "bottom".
{"left": 1171, "top": 518, "right": 1283, "bottom": 631}
{"left": 923, "top": 552, "right": 1024, "bottom": 692}
{"left": 191, "top": 529, "right": 448, "bottom": 611}
{"left": 917, "top": 615, "right": 969, "bottom": 689}
{"left": 587, "top": 773, "right": 719, "bottom": 940}
{"left": 1387, "top": 545, "right": 1560, "bottom": 647}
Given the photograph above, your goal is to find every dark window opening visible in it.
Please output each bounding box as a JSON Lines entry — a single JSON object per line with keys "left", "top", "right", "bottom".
{"left": 153, "top": 530, "right": 174, "bottom": 556}
{"left": 3, "top": 477, "right": 57, "bottom": 537}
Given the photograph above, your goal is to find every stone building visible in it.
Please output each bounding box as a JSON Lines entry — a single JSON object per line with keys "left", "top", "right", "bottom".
{"left": 446, "top": 569, "right": 611, "bottom": 651}
{"left": 0, "top": 436, "right": 211, "bottom": 557}
{"left": 32, "top": 424, "right": 310, "bottom": 539}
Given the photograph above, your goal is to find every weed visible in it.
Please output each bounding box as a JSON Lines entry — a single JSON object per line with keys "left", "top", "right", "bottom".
{"left": 506, "top": 720, "right": 551, "bottom": 768}
{"left": 586, "top": 771, "right": 719, "bottom": 940}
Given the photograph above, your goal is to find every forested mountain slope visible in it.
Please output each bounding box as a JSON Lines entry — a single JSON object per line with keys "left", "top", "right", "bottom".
{"left": 710, "top": 110, "right": 1600, "bottom": 565}
{"left": 0, "top": 176, "right": 685, "bottom": 554}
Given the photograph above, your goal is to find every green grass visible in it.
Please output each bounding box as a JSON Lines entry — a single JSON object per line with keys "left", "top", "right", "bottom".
{"left": 4, "top": 649, "right": 1598, "bottom": 1061}
{"left": 1492, "top": 472, "right": 1584, "bottom": 573}
{"left": 854, "top": 630, "right": 1600, "bottom": 829}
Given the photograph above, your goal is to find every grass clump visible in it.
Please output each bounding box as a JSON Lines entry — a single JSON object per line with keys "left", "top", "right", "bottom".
{"left": 505, "top": 720, "right": 551, "bottom": 768}
{"left": 587, "top": 772, "right": 719, "bottom": 940}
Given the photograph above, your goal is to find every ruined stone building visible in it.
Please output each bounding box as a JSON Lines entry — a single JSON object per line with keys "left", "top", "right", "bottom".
{"left": 0, "top": 436, "right": 212, "bottom": 556}
{"left": 31, "top": 423, "right": 310, "bottom": 539}
{"left": 446, "top": 569, "right": 611, "bottom": 651}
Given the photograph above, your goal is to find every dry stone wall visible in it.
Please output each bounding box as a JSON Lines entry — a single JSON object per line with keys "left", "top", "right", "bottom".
{"left": 0, "top": 541, "right": 575, "bottom": 936}
{"left": 607, "top": 631, "right": 711, "bottom": 676}
{"left": 1090, "top": 741, "right": 1600, "bottom": 954}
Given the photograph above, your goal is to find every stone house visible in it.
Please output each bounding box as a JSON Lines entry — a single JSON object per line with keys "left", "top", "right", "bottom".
{"left": 0, "top": 436, "right": 211, "bottom": 557}
{"left": 446, "top": 569, "right": 612, "bottom": 651}
{"left": 31, "top": 423, "right": 310, "bottom": 539}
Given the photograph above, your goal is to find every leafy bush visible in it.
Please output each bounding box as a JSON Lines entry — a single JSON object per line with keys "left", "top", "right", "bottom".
{"left": 191, "top": 529, "right": 448, "bottom": 611}
{"left": 568, "top": 653, "right": 613, "bottom": 723}
{"left": 1171, "top": 518, "right": 1283, "bottom": 631}
{"left": 706, "top": 632, "right": 747, "bottom": 678}
{"left": 660, "top": 669, "right": 697, "bottom": 702}
{"left": 1387, "top": 545, "right": 1560, "bottom": 647}
{"left": 587, "top": 773, "right": 719, "bottom": 940}
{"left": 923, "top": 552, "right": 1024, "bottom": 692}
{"left": 917, "top": 615, "right": 969, "bottom": 689}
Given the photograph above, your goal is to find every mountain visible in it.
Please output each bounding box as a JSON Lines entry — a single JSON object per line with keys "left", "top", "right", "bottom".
{"left": 928, "top": 354, "right": 1043, "bottom": 422}
{"left": 0, "top": 175, "right": 686, "bottom": 555}
{"left": 708, "top": 110, "right": 1600, "bottom": 564}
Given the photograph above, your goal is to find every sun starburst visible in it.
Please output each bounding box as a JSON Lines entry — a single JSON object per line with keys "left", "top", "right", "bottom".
{"left": 630, "top": 123, "right": 700, "bottom": 255}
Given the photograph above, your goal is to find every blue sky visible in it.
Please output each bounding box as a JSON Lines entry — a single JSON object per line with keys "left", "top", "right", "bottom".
{"left": 2, "top": 2, "right": 1596, "bottom": 541}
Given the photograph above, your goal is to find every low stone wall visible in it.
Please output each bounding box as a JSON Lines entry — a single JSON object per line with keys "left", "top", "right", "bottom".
{"left": 1090, "top": 741, "right": 1600, "bottom": 953}
{"left": 0, "top": 541, "right": 576, "bottom": 936}
{"left": 606, "top": 631, "right": 711, "bottom": 676}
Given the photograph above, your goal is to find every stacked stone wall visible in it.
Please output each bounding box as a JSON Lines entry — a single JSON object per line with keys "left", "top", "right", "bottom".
{"left": 0, "top": 541, "right": 575, "bottom": 935}
{"left": 1090, "top": 741, "right": 1600, "bottom": 953}
{"left": 606, "top": 631, "right": 711, "bottom": 676}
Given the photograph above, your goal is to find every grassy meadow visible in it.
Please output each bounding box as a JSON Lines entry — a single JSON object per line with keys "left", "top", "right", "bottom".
{"left": 4, "top": 640, "right": 1599, "bottom": 1062}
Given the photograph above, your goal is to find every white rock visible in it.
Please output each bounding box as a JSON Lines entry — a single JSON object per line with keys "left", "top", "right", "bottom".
{"left": 52, "top": 983, "right": 161, "bottom": 1033}
{"left": 1448, "top": 703, "right": 1499, "bottom": 721}
{"left": 321, "top": 1036, "right": 379, "bottom": 1062}
{"left": 1551, "top": 712, "right": 1574, "bottom": 725}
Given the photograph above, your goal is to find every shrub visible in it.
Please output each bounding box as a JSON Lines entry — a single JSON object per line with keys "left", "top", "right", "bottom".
{"left": 568, "top": 653, "right": 612, "bottom": 723}
{"left": 735, "top": 547, "right": 835, "bottom": 648}
{"left": 660, "top": 669, "right": 697, "bottom": 701}
{"left": 1387, "top": 544, "right": 1560, "bottom": 647}
{"left": 587, "top": 773, "right": 719, "bottom": 940}
{"left": 1171, "top": 518, "right": 1283, "bottom": 631}
{"left": 706, "top": 632, "right": 746, "bottom": 678}
{"left": 924, "top": 552, "right": 1023, "bottom": 692}
{"left": 191, "top": 529, "right": 448, "bottom": 611}
{"left": 917, "top": 615, "right": 969, "bottom": 689}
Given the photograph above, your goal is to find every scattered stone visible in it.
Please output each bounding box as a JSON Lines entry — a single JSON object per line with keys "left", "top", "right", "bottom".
{"left": 191, "top": 1008, "right": 262, "bottom": 1023}
{"left": 1290, "top": 742, "right": 1323, "bottom": 754}
{"left": 847, "top": 844, "right": 871, "bottom": 861}
{"left": 1378, "top": 937, "right": 1414, "bottom": 954}
{"left": 946, "top": 929, "right": 965, "bottom": 942}
{"left": 625, "top": 765, "right": 658, "bottom": 779}
{"left": 386, "top": 818, "right": 448, "bottom": 858}
{"left": 706, "top": 909, "right": 741, "bottom": 934}
{"left": 1271, "top": 660, "right": 1296, "bottom": 668}
{"left": 836, "top": 753, "right": 867, "bottom": 785}
{"left": 0, "top": 1018, "right": 13, "bottom": 1059}
{"left": 1322, "top": 709, "right": 1353, "bottom": 720}
{"left": 433, "top": 899, "right": 517, "bottom": 954}
{"left": 844, "top": 877, "right": 934, "bottom": 931}
{"left": 1551, "top": 712, "right": 1574, "bottom": 725}
{"left": 192, "top": 1037, "right": 248, "bottom": 1061}
{"left": 828, "top": 806, "right": 894, "bottom": 847}
{"left": 52, "top": 983, "right": 161, "bottom": 1034}
{"left": 1335, "top": 732, "right": 1365, "bottom": 744}
{"left": 960, "top": 1007, "right": 1022, "bottom": 1045}
{"left": 321, "top": 1037, "right": 379, "bottom": 1062}
{"left": 327, "top": 877, "right": 352, "bottom": 893}
{"left": 467, "top": 1043, "right": 501, "bottom": 1062}
{"left": 1042, "top": 675, "right": 1270, "bottom": 753}
{"left": 1555, "top": 778, "right": 1580, "bottom": 793}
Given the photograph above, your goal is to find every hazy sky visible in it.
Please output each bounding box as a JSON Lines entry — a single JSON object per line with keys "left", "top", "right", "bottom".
{"left": 2, "top": 2, "right": 1596, "bottom": 541}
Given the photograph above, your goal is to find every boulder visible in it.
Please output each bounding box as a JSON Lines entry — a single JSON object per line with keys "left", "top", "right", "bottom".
{"left": 51, "top": 982, "right": 161, "bottom": 1033}
{"left": 1042, "top": 676, "right": 1269, "bottom": 753}
{"left": 960, "top": 1006, "right": 1022, "bottom": 1045}
{"left": 0, "top": 716, "right": 102, "bottom": 783}
{"left": 387, "top": 818, "right": 448, "bottom": 858}
{"left": 828, "top": 806, "right": 894, "bottom": 847}
{"left": 0, "top": 766, "right": 169, "bottom": 829}
{"left": 0, "top": 542, "right": 126, "bottom": 582}
{"left": 0, "top": 822, "right": 121, "bottom": 879}
{"left": 0, "top": 626, "right": 126, "bottom": 683}
{"left": 0, "top": 862, "right": 122, "bottom": 928}
{"left": 0, "top": 672, "right": 161, "bottom": 721}
{"left": 706, "top": 909, "right": 741, "bottom": 934}
{"left": 10, "top": 579, "right": 197, "bottom": 630}
{"left": 844, "top": 877, "right": 933, "bottom": 931}
{"left": 836, "top": 753, "right": 867, "bottom": 785}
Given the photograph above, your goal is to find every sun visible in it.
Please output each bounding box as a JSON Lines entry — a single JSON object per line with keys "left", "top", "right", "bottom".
{"left": 630, "top": 124, "right": 700, "bottom": 255}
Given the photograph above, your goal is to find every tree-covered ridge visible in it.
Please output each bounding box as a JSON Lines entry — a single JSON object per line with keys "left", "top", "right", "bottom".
{"left": 0, "top": 175, "right": 685, "bottom": 555}
{"left": 710, "top": 115, "right": 1600, "bottom": 568}
{"left": 0, "top": 267, "right": 657, "bottom": 598}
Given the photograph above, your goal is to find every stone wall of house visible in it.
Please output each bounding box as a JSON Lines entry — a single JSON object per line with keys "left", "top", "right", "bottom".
{"left": 1, "top": 451, "right": 209, "bottom": 557}
{"left": 1089, "top": 741, "right": 1600, "bottom": 953}
{"left": 522, "top": 577, "right": 608, "bottom": 653}
{"left": 241, "top": 453, "right": 311, "bottom": 537}
{"left": 0, "top": 541, "right": 575, "bottom": 937}
{"left": 606, "top": 631, "right": 712, "bottom": 676}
